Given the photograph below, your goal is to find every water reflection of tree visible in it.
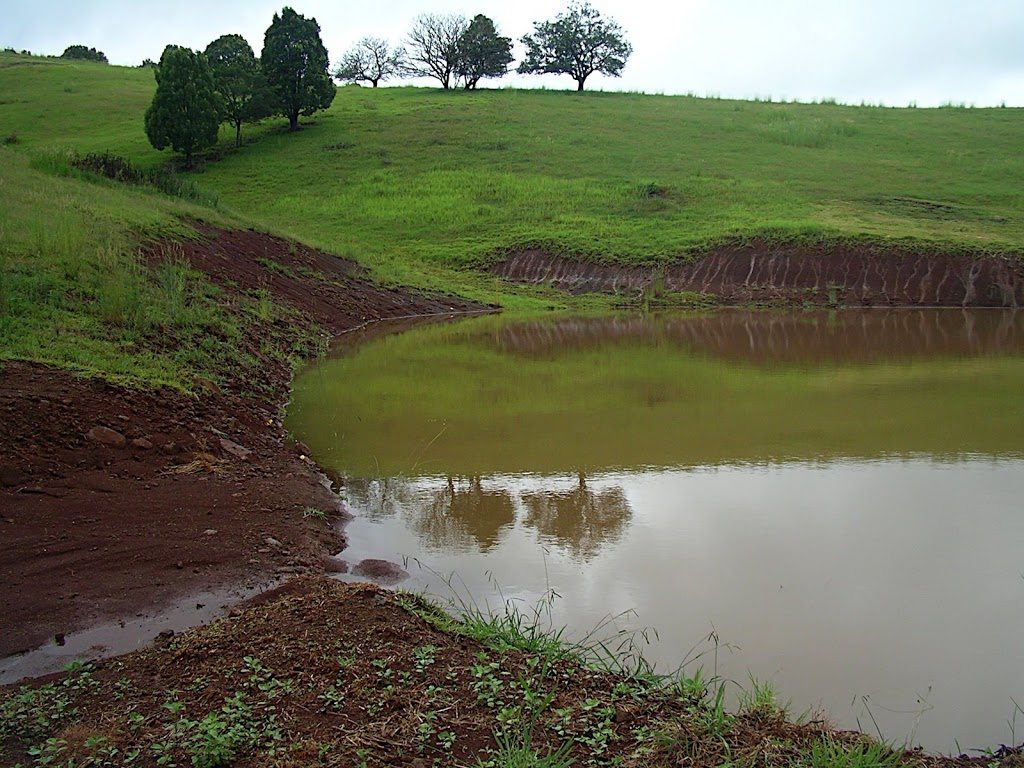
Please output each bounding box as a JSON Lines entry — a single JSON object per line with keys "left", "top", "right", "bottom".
{"left": 344, "top": 476, "right": 418, "bottom": 520}
{"left": 412, "top": 476, "right": 516, "bottom": 552}
{"left": 521, "top": 473, "right": 632, "bottom": 559}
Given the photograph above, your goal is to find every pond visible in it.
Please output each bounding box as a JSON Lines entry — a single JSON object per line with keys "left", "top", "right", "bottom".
{"left": 285, "top": 309, "right": 1024, "bottom": 754}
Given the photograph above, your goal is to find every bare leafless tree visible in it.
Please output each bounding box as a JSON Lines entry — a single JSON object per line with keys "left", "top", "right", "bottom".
{"left": 404, "top": 13, "right": 468, "bottom": 89}
{"left": 332, "top": 37, "right": 405, "bottom": 88}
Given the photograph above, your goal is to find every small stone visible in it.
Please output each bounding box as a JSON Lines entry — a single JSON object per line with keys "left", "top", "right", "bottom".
{"left": 0, "top": 465, "right": 25, "bottom": 488}
{"left": 193, "top": 377, "right": 221, "bottom": 395}
{"left": 203, "top": 529, "right": 218, "bottom": 536}
{"left": 87, "top": 425, "right": 126, "bottom": 448}
{"left": 321, "top": 556, "right": 349, "bottom": 574}
{"left": 219, "top": 437, "right": 252, "bottom": 461}
{"left": 160, "top": 441, "right": 179, "bottom": 455}
{"left": 352, "top": 558, "right": 409, "bottom": 584}
{"left": 131, "top": 438, "right": 154, "bottom": 450}
{"left": 265, "top": 536, "right": 282, "bottom": 548}
{"left": 174, "top": 561, "right": 184, "bottom": 570}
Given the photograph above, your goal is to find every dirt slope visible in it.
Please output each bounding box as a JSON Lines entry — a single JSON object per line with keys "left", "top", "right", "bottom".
{"left": 0, "top": 225, "right": 487, "bottom": 660}
{"left": 492, "top": 242, "right": 1024, "bottom": 306}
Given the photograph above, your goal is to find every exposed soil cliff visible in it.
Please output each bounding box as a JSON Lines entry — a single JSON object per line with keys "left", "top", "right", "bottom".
{"left": 491, "top": 242, "right": 1024, "bottom": 307}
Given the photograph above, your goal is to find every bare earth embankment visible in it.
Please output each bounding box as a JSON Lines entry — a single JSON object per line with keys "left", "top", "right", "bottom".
{"left": 493, "top": 242, "right": 1024, "bottom": 307}
{"left": 0, "top": 226, "right": 486, "bottom": 660}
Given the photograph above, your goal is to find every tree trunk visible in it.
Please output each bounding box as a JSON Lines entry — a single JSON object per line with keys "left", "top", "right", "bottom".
{"left": 288, "top": 110, "right": 300, "bottom": 131}
{"left": 371, "top": 79, "right": 379, "bottom": 88}
{"left": 577, "top": 79, "right": 585, "bottom": 91}
{"left": 234, "top": 120, "right": 242, "bottom": 148}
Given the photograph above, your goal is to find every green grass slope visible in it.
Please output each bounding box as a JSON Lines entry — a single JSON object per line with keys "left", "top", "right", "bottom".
{"left": 209, "top": 87, "right": 1024, "bottom": 274}
{"left": 3, "top": 51, "right": 1023, "bottom": 296}
{"left": 0, "top": 144, "right": 256, "bottom": 388}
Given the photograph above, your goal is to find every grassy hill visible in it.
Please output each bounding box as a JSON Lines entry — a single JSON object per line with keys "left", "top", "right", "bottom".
{"left": 3, "top": 51, "right": 1023, "bottom": 283}
{"left": 2, "top": 51, "right": 1023, "bottom": 378}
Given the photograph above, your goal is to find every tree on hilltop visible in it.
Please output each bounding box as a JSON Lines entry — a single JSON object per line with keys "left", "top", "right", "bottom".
{"left": 405, "top": 13, "right": 468, "bottom": 90}
{"left": 205, "top": 34, "right": 274, "bottom": 146}
{"left": 455, "top": 14, "right": 513, "bottom": 90}
{"left": 61, "top": 45, "right": 108, "bottom": 63}
{"left": 519, "top": 2, "right": 632, "bottom": 91}
{"left": 262, "top": 7, "right": 336, "bottom": 131}
{"left": 333, "top": 37, "right": 405, "bottom": 88}
{"left": 144, "top": 45, "right": 220, "bottom": 163}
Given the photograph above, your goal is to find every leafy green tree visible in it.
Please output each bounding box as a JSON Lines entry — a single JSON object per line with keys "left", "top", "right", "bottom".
{"left": 204, "top": 34, "right": 274, "bottom": 147}
{"left": 405, "top": 13, "right": 468, "bottom": 90}
{"left": 519, "top": 2, "right": 632, "bottom": 91}
{"left": 144, "top": 45, "right": 220, "bottom": 162}
{"left": 455, "top": 15, "right": 513, "bottom": 90}
{"left": 261, "top": 7, "right": 336, "bottom": 131}
{"left": 61, "top": 45, "right": 108, "bottom": 63}
{"left": 333, "top": 37, "right": 405, "bottom": 88}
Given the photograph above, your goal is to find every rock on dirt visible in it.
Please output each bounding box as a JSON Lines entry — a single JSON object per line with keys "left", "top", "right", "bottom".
{"left": 86, "top": 425, "right": 127, "bottom": 448}
{"left": 352, "top": 558, "right": 409, "bottom": 584}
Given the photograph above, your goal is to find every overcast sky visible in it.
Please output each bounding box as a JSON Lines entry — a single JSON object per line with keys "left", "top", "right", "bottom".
{"left": 6, "top": 0, "right": 1024, "bottom": 107}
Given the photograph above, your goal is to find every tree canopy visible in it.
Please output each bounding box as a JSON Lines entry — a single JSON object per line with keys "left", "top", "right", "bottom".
{"left": 261, "top": 7, "right": 336, "bottom": 131}
{"left": 205, "top": 34, "right": 274, "bottom": 146}
{"left": 61, "top": 45, "right": 108, "bottom": 64}
{"left": 518, "top": 2, "right": 632, "bottom": 91}
{"left": 143, "top": 45, "right": 221, "bottom": 162}
{"left": 333, "top": 37, "right": 405, "bottom": 88}
{"left": 455, "top": 15, "right": 513, "bottom": 90}
{"left": 404, "top": 13, "right": 467, "bottom": 90}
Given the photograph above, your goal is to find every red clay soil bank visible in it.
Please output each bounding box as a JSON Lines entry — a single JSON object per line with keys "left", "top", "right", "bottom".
{"left": 492, "top": 241, "right": 1024, "bottom": 306}
{"left": 0, "top": 226, "right": 487, "bottom": 660}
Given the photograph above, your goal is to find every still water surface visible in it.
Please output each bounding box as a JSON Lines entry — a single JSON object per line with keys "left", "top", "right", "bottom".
{"left": 286, "top": 310, "right": 1024, "bottom": 753}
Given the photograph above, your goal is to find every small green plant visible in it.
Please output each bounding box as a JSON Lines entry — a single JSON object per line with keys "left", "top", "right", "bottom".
{"left": 250, "top": 288, "right": 275, "bottom": 322}
{"left": 796, "top": 735, "right": 901, "bottom": 768}
{"left": 257, "top": 256, "right": 296, "bottom": 278}
{"left": 318, "top": 684, "right": 346, "bottom": 711}
{"left": 739, "top": 675, "right": 784, "bottom": 718}
{"left": 302, "top": 506, "right": 328, "bottom": 522}
{"left": 478, "top": 722, "right": 574, "bottom": 768}
{"left": 413, "top": 644, "right": 439, "bottom": 673}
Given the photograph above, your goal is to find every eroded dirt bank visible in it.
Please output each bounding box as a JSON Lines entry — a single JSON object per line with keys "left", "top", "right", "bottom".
{"left": 492, "top": 242, "right": 1024, "bottom": 306}
{"left": 0, "top": 226, "right": 486, "bottom": 660}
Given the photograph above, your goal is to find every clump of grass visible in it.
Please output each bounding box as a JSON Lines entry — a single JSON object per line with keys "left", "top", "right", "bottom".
{"left": 796, "top": 735, "right": 902, "bottom": 768}
{"left": 477, "top": 724, "right": 573, "bottom": 768}
{"left": 71, "top": 151, "right": 219, "bottom": 207}
{"left": 759, "top": 115, "right": 859, "bottom": 148}
{"left": 302, "top": 506, "right": 328, "bottom": 522}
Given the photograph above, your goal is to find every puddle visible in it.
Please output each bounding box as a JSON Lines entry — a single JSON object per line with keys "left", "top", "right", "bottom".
{"left": 0, "top": 581, "right": 279, "bottom": 685}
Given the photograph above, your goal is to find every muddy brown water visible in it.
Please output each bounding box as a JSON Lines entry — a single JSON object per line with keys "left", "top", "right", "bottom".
{"left": 287, "top": 309, "right": 1024, "bottom": 754}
